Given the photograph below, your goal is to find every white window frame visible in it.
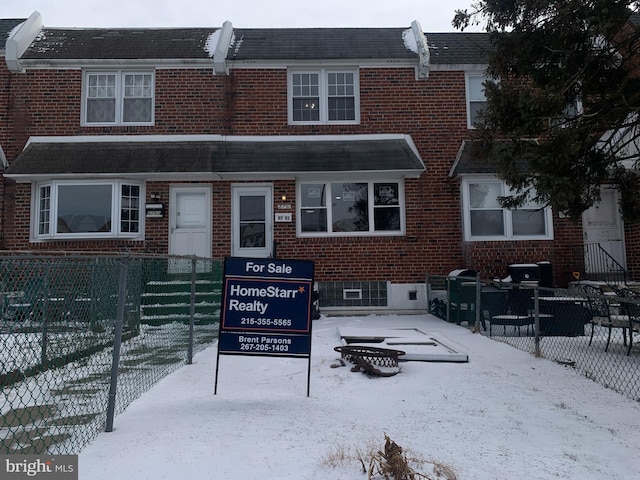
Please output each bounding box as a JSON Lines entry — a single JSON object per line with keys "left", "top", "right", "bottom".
{"left": 32, "top": 180, "right": 145, "bottom": 240}
{"left": 288, "top": 68, "right": 360, "bottom": 125}
{"left": 462, "top": 176, "right": 554, "bottom": 241}
{"left": 466, "top": 73, "right": 488, "bottom": 129}
{"left": 296, "top": 180, "right": 404, "bottom": 237}
{"left": 82, "top": 70, "right": 155, "bottom": 126}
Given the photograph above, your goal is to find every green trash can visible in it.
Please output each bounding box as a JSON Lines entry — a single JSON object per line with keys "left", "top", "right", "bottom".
{"left": 447, "top": 269, "right": 477, "bottom": 325}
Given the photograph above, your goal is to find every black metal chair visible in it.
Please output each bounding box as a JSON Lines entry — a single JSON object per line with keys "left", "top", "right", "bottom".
{"left": 615, "top": 288, "right": 640, "bottom": 355}
{"left": 4, "top": 277, "right": 45, "bottom": 321}
{"left": 580, "top": 283, "right": 629, "bottom": 352}
{"left": 487, "top": 287, "right": 534, "bottom": 337}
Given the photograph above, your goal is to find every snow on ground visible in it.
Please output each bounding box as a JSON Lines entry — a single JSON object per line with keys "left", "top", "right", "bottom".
{"left": 79, "top": 313, "right": 640, "bottom": 480}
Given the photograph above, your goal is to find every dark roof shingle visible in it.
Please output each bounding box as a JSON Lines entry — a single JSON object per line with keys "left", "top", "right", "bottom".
{"left": 4, "top": 137, "right": 425, "bottom": 178}
{"left": 17, "top": 25, "right": 492, "bottom": 65}
{"left": 21, "top": 28, "right": 218, "bottom": 60}
{"left": 1, "top": 18, "right": 26, "bottom": 51}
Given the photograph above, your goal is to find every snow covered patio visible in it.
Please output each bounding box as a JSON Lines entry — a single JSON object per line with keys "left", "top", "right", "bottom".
{"left": 79, "top": 313, "right": 640, "bottom": 480}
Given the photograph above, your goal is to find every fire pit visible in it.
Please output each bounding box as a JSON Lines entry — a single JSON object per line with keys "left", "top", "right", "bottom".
{"left": 334, "top": 345, "right": 406, "bottom": 372}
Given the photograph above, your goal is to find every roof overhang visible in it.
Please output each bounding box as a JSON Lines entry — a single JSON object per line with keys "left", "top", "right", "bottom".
{"left": 449, "top": 140, "right": 498, "bottom": 177}
{"left": 449, "top": 139, "right": 536, "bottom": 177}
{"left": 4, "top": 134, "right": 426, "bottom": 183}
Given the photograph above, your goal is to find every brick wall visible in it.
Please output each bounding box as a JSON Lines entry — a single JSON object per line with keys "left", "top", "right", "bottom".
{"left": 0, "top": 63, "right": 594, "bottom": 286}
{"left": 625, "top": 223, "right": 640, "bottom": 281}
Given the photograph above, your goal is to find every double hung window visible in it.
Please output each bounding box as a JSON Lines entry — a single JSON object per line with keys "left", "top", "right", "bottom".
{"left": 298, "top": 181, "right": 402, "bottom": 235}
{"left": 84, "top": 71, "right": 154, "bottom": 125}
{"left": 466, "top": 73, "right": 488, "bottom": 128}
{"left": 462, "top": 178, "right": 553, "bottom": 241}
{"left": 34, "top": 181, "right": 143, "bottom": 239}
{"left": 289, "top": 69, "right": 359, "bottom": 124}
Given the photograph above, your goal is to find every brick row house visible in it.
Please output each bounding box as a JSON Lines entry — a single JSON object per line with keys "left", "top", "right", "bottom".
{"left": 0, "top": 12, "right": 637, "bottom": 312}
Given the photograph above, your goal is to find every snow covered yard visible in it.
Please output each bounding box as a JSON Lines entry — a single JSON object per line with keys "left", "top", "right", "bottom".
{"left": 79, "top": 313, "right": 640, "bottom": 480}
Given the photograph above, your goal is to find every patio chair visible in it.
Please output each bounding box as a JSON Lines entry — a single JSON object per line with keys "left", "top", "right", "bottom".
{"left": 4, "top": 277, "right": 45, "bottom": 321}
{"left": 615, "top": 288, "right": 640, "bottom": 355}
{"left": 488, "top": 288, "right": 534, "bottom": 337}
{"left": 580, "top": 283, "right": 629, "bottom": 352}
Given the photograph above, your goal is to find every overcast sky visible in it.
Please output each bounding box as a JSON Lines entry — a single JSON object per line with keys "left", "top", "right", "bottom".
{"left": 2, "top": 0, "right": 479, "bottom": 31}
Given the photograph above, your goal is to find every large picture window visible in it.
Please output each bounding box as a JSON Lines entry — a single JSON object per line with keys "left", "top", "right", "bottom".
{"left": 462, "top": 178, "right": 553, "bottom": 241}
{"left": 83, "top": 71, "right": 154, "bottom": 125}
{"left": 289, "top": 69, "right": 359, "bottom": 124}
{"left": 298, "top": 181, "right": 402, "bottom": 236}
{"left": 34, "top": 181, "right": 143, "bottom": 239}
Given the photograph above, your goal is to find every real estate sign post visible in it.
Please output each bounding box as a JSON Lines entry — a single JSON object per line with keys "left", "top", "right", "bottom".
{"left": 215, "top": 257, "right": 315, "bottom": 396}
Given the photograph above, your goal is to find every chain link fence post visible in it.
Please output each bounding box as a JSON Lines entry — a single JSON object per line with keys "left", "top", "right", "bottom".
{"left": 188, "top": 257, "right": 196, "bottom": 365}
{"left": 41, "top": 269, "right": 50, "bottom": 369}
{"left": 475, "top": 273, "right": 481, "bottom": 331}
{"left": 105, "top": 258, "right": 129, "bottom": 433}
{"left": 533, "top": 286, "right": 541, "bottom": 357}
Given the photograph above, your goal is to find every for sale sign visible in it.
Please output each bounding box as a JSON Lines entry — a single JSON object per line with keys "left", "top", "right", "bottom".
{"left": 215, "top": 257, "right": 315, "bottom": 395}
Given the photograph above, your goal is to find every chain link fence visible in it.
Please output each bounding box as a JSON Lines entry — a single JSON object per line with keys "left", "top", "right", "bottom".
{"left": 1, "top": 253, "right": 222, "bottom": 454}
{"left": 426, "top": 274, "right": 640, "bottom": 402}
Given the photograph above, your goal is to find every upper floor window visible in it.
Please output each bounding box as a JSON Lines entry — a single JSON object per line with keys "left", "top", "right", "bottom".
{"left": 34, "top": 180, "right": 143, "bottom": 240}
{"left": 552, "top": 98, "right": 583, "bottom": 128}
{"left": 289, "top": 69, "right": 359, "bottom": 124}
{"left": 466, "top": 73, "right": 487, "bottom": 128}
{"left": 462, "top": 177, "right": 553, "bottom": 241}
{"left": 83, "top": 71, "right": 154, "bottom": 125}
{"left": 298, "top": 181, "right": 403, "bottom": 236}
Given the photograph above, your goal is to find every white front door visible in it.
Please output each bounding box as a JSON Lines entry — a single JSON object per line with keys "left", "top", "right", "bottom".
{"left": 582, "top": 186, "right": 626, "bottom": 271}
{"left": 169, "top": 186, "right": 212, "bottom": 271}
{"left": 232, "top": 185, "right": 273, "bottom": 258}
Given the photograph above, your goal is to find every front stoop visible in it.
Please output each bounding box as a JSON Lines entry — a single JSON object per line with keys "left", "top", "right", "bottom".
{"left": 141, "top": 275, "right": 222, "bottom": 325}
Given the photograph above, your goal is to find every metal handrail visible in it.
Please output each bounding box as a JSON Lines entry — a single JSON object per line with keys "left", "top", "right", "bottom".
{"left": 573, "top": 242, "right": 628, "bottom": 288}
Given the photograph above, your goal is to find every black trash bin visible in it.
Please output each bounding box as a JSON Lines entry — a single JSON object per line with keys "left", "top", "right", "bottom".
{"left": 447, "top": 269, "right": 477, "bottom": 324}
{"left": 537, "top": 261, "right": 553, "bottom": 288}
{"left": 506, "top": 264, "right": 540, "bottom": 316}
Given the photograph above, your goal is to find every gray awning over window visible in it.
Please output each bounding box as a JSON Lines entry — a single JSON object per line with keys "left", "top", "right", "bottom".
{"left": 4, "top": 135, "right": 426, "bottom": 182}
{"left": 449, "top": 140, "right": 498, "bottom": 177}
{"left": 449, "top": 140, "right": 531, "bottom": 177}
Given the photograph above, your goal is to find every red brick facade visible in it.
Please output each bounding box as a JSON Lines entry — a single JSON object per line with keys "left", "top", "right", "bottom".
{"left": 0, "top": 31, "right": 627, "bottom": 292}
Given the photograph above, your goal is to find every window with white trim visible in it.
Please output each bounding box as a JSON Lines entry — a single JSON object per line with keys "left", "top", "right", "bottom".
{"left": 83, "top": 71, "right": 154, "bottom": 125}
{"left": 466, "top": 73, "right": 488, "bottom": 128}
{"left": 462, "top": 177, "right": 553, "bottom": 241}
{"left": 298, "top": 181, "right": 403, "bottom": 236}
{"left": 289, "top": 69, "right": 359, "bottom": 124}
{"left": 34, "top": 181, "right": 143, "bottom": 239}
